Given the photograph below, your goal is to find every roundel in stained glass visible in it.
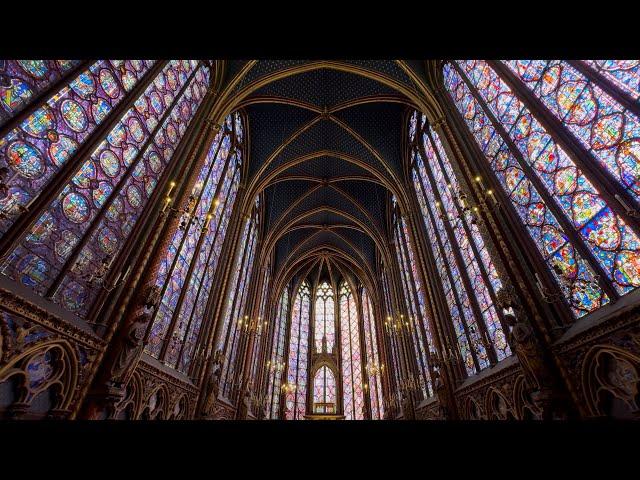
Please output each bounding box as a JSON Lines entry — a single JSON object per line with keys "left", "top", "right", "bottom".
{"left": 72, "top": 161, "right": 96, "bottom": 188}
{"left": 99, "top": 150, "right": 120, "bottom": 178}
{"left": 0, "top": 78, "right": 32, "bottom": 112}
{"left": 106, "top": 196, "right": 123, "bottom": 222}
{"left": 26, "top": 212, "right": 55, "bottom": 244}
{"left": 150, "top": 91, "right": 163, "bottom": 115}
{"left": 121, "top": 69, "right": 136, "bottom": 91}
{"left": 147, "top": 151, "right": 162, "bottom": 173}
{"left": 91, "top": 97, "right": 111, "bottom": 124}
{"left": 132, "top": 162, "right": 145, "bottom": 180}
{"left": 166, "top": 68, "right": 178, "bottom": 90}
{"left": 7, "top": 141, "right": 44, "bottom": 179}
{"left": 22, "top": 107, "right": 55, "bottom": 137}
{"left": 55, "top": 229, "right": 79, "bottom": 259}
{"left": 61, "top": 99, "right": 88, "bottom": 132}
{"left": 126, "top": 185, "right": 142, "bottom": 208}
{"left": 17, "top": 60, "right": 47, "bottom": 78}
{"left": 166, "top": 123, "right": 177, "bottom": 144}
{"left": 17, "top": 254, "right": 47, "bottom": 288}
{"left": 128, "top": 117, "right": 145, "bottom": 143}
{"left": 49, "top": 135, "right": 78, "bottom": 166}
{"left": 61, "top": 281, "right": 87, "bottom": 312}
{"left": 145, "top": 177, "right": 157, "bottom": 196}
{"left": 97, "top": 226, "right": 118, "bottom": 254}
{"left": 62, "top": 192, "right": 90, "bottom": 223}
{"left": 99, "top": 69, "right": 120, "bottom": 98}
{"left": 181, "top": 60, "right": 191, "bottom": 71}
{"left": 134, "top": 96, "right": 148, "bottom": 117}
{"left": 122, "top": 145, "right": 139, "bottom": 167}
{"left": 107, "top": 123, "right": 127, "bottom": 147}
{"left": 70, "top": 72, "right": 95, "bottom": 97}
{"left": 93, "top": 181, "right": 113, "bottom": 207}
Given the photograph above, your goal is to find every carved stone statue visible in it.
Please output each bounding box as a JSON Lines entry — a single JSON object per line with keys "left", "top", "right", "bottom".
{"left": 201, "top": 350, "right": 223, "bottom": 418}
{"left": 108, "top": 310, "right": 151, "bottom": 385}
{"left": 237, "top": 382, "right": 252, "bottom": 420}
{"left": 401, "top": 391, "right": 416, "bottom": 420}
{"left": 496, "top": 284, "right": 557, "bottom": 417}
{"left": 431, "top": 360, "right": 450, "bottom": 420}
{"left": 107, "top": 284, "right": 162, "bottom": 387}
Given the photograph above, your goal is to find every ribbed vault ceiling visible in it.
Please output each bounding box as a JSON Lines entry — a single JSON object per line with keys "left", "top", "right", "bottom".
{"left": 220, "top": 60, "right": 426, "bottom": 288}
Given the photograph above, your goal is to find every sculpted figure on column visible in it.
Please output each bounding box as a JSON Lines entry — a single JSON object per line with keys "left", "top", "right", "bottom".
{"left": 495, "top": 283, "right": 561, "bottom": 419}
{"left": 201, "top": 349, "right": 223, "bottom": 418}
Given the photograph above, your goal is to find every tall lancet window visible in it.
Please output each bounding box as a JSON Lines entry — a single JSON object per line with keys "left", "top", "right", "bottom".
{"left": 267, "top": 285, "right": 290, "bottom": 419}
{"left": 249, "top": 266, "right": 270, "bottom": 390}
{"left": 313, "top": 365, "right": 336, "bottom": 414}
{"left": 0, "top": 60, "right": 210, "bottom": 319}
{"left": 362, "top": 287, "right": 384, "bottom": 419}
{"left": 144, "top": 112, "right": 242, "bottom": 374}
{"left": 381, "top": 268, "right": 401, "bottom": 400}
{"left": 339, "top": 280, "right": 364, "bottom": 420}
{"left": 285, "top": 280, "right": 311, "bottom": 420}
{"left": 409, "top": 111, "right": 511, "bottom": 376}
{"left": 392, "top": 201, "right": 435, "bottom": 395}
{"left": 443, "top": 60, "right": 640, "bottom": 320}
{"left": 314, "top": 281, "right": 335, "bottom": 353}
{"left": 219, "top": 195, "right": 260, "bottom": 399}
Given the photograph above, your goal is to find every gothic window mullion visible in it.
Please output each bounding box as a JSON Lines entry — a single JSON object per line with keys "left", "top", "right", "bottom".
{"left": 412, "top": 167, "right": 483, "bottom": 373}
{"left": 492, "top": 60, "right": 640, "bottom": 229}
{"left": 396, "top": 215, "right": 436, "bottom": 394}
{"left": 159, "top": 141, "right": 235, "bottom": 365}
{"left": 450, "top": 61, "right": 618, "bottom": 305}
{"left": 415, "top": 141, "right": 499, "bottom": 366}
{"left": 222, "top": 221, "right": 257, "bottom": 397}
{"left": 45, "top": 64, "right": 204, "bottom": 301}
{"left": 292, "top": 294, "right": 303, "bottom": 417}
{"left": 394, "top": 222, "right": 431, "bottom": 397}
{"left": 149, "top": 131, "right": 228, "bottom": 360}
{"left": 176, "top": 165, "right": 240, "bottom": 371}
{"left": 219, "top": 221, "right": 254, "bottom": 389}
{"left": 422, "top": 126, "right": 513, "bottom": 357}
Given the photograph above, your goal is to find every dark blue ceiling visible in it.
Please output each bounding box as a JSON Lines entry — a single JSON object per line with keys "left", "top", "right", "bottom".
{"left": 230, "top": 61, "right": 417, "bottom": 283}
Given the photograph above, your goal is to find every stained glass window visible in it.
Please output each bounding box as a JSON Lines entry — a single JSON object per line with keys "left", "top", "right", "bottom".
{"left": 267, "top": 286, "right": 290, "bottom": 419}
{"left": 381, "top": 269, "right": 401, "bottom": 405}
{"left": 392, "top": 204, "right": 437, "bottom": 393}
{"left": 339, "top": 280, "right": 364, "bottom": 420}
{"left": 218, "top": 196, "right": 260, "bottom": 398}
{"left": 0, "top": 60, "right": 81, "bottom": 125}
{"left": 0, "top": 60, "right": 156, "bottom": 237}
{"left": 314, "top": 281, "right": 335, "bottom": 353}
{"left": 409, "top": 109, "right": 512, "bottom": 376}
{"left": 313, "top": 365, "right": 336, "bottom": 414}
{"left": 284, "top": 280, "right": 311, "bottom": 420}
{"left": 443, "top": 60, "right": 640, "bottom": 321}
{"left": 249, "top": 266, "right": 270, "bottom": 391}
{"left": 144, "top": 111, "right": 242, "bottom": 374}
{"left": 362, "top": 287, "right": 384, "bottom": 419}
{"left": 1, "top": 61, "right": 211, "bottom": 320}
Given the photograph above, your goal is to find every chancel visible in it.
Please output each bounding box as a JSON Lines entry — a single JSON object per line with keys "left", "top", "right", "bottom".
{"left": 0, "top": 59, "right": 639, "bottom": 420}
